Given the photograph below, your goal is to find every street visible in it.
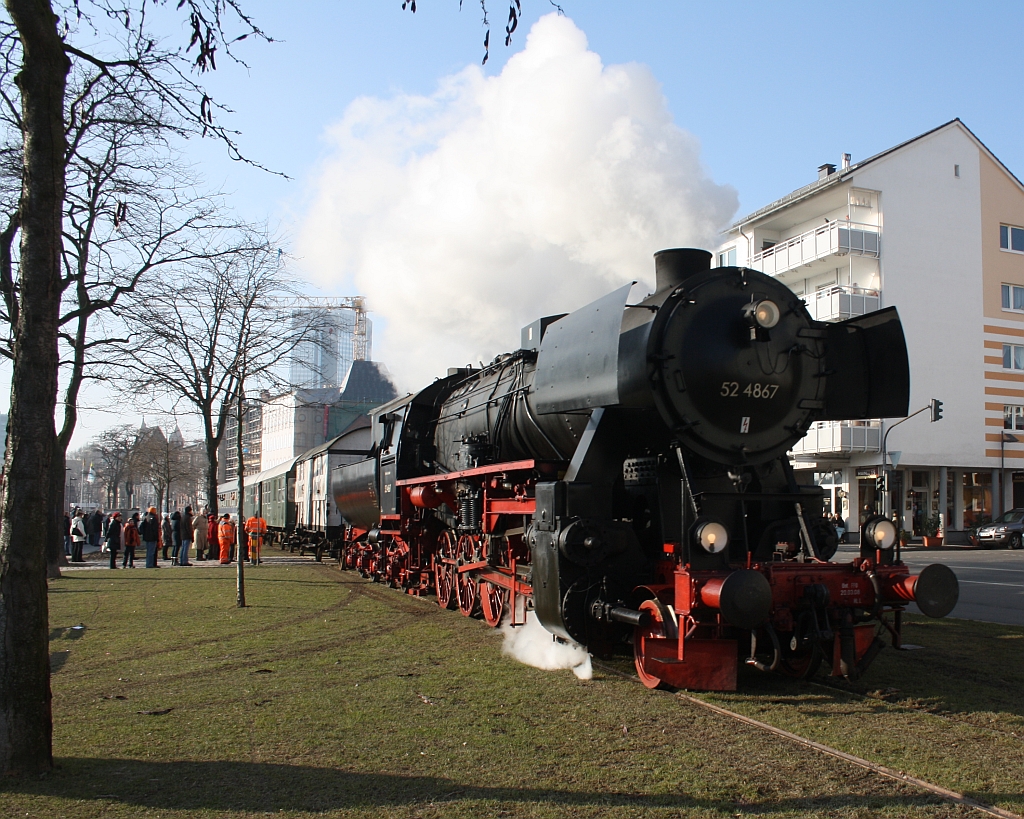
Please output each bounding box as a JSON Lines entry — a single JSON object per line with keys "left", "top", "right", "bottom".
{"left": 838, "top": 544, "right": 1024, "bottom": 627}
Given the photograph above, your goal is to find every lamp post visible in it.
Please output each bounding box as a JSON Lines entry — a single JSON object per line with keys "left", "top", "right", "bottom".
{"left": 1001, "top": 431, "right": 1018, "bottom": 517}
{"left": 879, "top": 399, "right": 945, "bottom": 528}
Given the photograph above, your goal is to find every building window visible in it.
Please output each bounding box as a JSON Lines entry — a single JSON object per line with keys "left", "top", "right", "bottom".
{"left": 1003, "top": 284, "right": 1024, "bottom": 311}
{"left": 1000, "top": 224, "right": 1024, "bottom": 253}
{"left": 718, "top": 247, "right": 736, "bottom": 267}
{"left": 1004, "top": 344, "right": 1024, "bottom": 369}
{"left": 1005, "top": 405, "right": 1024, "bottom": 431}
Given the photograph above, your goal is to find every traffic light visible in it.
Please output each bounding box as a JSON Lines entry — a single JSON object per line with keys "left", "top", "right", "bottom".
{"left": 930, "top": 398, "right": 944, "bottom": 422}
{"left": 875, "top": 474, "right": 886, "bottom": 494}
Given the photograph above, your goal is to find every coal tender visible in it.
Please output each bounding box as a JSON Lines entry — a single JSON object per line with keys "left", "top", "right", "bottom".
{"left": 332, "top": 249, "right": 958, "bottom": 690}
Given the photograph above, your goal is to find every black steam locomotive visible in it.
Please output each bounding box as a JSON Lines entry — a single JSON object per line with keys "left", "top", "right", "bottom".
{"left": 332, "top": 249, "right": 958, "bottom": 690}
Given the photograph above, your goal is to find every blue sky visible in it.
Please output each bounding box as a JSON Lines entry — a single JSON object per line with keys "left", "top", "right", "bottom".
{"left": 48, "top": 0, "right": 1024, "bottom": 447}
{"left": 196, "top": 0, "right": 1024, "bottom": 232}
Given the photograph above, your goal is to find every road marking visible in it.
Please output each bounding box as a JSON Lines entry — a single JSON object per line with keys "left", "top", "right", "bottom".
{"left": 906, "top": 563, "right": 1024, "bottom": 574}
{"left": 950, "top": 577, "right": 1024, "bottom": 585}
{"left": 926, "top": 564, "right": 1024, "bottom": 573}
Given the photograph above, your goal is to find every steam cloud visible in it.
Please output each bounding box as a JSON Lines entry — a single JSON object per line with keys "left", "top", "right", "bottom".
{"left": 501, "top": 611, "right": 593, "bottom": 680}
{"left": 299, "top": 13, "right": 738, "bottom": 390}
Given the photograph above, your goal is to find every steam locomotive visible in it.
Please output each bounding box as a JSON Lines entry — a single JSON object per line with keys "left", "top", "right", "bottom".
{"left": 331, "top": 249, "right": 959, "bottom": 691}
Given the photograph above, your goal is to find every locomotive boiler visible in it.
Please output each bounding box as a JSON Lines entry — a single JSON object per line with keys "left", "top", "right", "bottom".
{"left": 332, "top": 248, "right": 958, "bottom": 691}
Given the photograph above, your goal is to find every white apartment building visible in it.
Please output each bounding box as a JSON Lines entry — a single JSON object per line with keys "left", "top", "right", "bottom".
{"left": 717, "top": 119, "right": 1024, "bottom": 541}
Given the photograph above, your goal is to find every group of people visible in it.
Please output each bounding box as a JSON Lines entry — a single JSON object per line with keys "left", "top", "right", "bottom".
{"left": 64, "top": 506, "right": 269, "bottom": 569}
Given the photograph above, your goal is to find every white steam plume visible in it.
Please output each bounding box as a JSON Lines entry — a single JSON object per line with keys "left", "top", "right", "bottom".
{"left": 501, "top": 610, "right": 593, "bottom": 680}
{"left": 298, "top": 13, "right": 737, "bottom": 390}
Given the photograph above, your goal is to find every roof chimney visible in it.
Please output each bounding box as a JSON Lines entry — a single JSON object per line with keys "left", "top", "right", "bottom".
{"left": 841, "top": 153, "right": 851, "bottom": 171}
{"left": 818, "top": 163, "right": 836, "bottom": 181}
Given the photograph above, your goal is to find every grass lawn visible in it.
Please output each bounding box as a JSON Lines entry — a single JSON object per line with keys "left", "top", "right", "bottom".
{"left": 2, "top": 558, "right": 1020, "bottom": 818}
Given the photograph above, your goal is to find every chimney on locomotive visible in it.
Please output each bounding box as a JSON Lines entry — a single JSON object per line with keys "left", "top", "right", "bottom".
{"left": 653, "top": 248, "right": 713, "bottom": 292}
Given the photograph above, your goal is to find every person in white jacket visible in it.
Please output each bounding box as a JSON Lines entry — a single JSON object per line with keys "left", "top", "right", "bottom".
{"left": 70, "top": 509, "right": 87, "bottom": 563}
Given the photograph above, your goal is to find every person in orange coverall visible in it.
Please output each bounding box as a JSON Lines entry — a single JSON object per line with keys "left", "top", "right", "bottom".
{"left": 244, "top": 513, "right": 267, "bottom": 566}
{"left": 218, "top": 514, "right": 236, "bottom": 564}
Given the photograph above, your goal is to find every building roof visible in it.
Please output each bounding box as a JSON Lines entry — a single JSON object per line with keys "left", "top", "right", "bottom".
{"left": 339, "top": 360, "right": 398, "bottom": 404}
{"left": 730, "top": 119, "right": 1024, "bottom": 229}
{"left": 301, "top": 415, "right": 373, "bottom": 459}
{"left": 291, "top": 386, "right": 343, "bottom": 405}
{"left": 270, "top": 362, "right": 399, "bottom": 408}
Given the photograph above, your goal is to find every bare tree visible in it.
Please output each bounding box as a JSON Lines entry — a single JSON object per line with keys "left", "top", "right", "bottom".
{"left": 0, "top": 23, "right": 262, "bottom": 579}
{"left": 402, "top": 0, "right": 564, "bottom": 65}
{"left": 128, "top": 240, "right": 322, "bottom": 525}
{"left": 0, "top": 0, "right": 270, "bottom": 778}
{"left": 91, "top": 423, "right": 141, "bottom": 508}
{"left": 133, "top": 426, "right": 189, "bottom": 513}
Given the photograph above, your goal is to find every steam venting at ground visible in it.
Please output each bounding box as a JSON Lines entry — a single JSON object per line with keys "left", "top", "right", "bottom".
{"left": 501, "top": 611, "right": 592, "bottom": 680}
{"left": 299, "top": 13, "right": 737, "bottom": 390}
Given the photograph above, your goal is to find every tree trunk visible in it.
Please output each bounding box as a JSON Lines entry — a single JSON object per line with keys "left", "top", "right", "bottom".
{"left": 206, "top": 438, "right": 219, "bottom": 517}
{"left": 0, "top": 0, "right": 70, "bottom": 776}
{"left": 44, "top": 443, "right": 66, "bottom": 579}
{"left": 235, "top": 389, "right": 245, "bottom": 608}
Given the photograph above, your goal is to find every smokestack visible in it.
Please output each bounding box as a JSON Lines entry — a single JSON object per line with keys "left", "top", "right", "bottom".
{"left": 653, "top": 248, "right": 712, "bottom": 291}
{"left": 841, "top": 153, "right": 851, "bottom": 171}
{"left": 818, "top": 163, "right": 836, "bottom": 181}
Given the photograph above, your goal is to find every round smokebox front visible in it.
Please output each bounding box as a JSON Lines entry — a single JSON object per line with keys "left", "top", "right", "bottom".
{"left": 649, "top": 269, "right": 824, "bottom": 465}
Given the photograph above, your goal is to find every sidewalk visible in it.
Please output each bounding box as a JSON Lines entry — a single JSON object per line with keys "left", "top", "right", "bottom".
{"left": 61, "top": 549, "right": 316, "bottom": 570}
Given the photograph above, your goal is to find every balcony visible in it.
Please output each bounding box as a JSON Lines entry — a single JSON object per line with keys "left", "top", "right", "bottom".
{"left": 805, "top": 285, "right": 880, "bottom": 322}
{"left": 749, "top": 221, "right": 880, "bottom": 278}
{"left": 790, "top": 420, "right": 881, "bottom": 456}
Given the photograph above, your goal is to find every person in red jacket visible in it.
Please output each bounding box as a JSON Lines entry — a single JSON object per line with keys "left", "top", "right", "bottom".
{"left": 122, "top": 512, "right": 140, "bottom": 568}
{"left": 205, "top": 513, "right": 218, "bottom": 561}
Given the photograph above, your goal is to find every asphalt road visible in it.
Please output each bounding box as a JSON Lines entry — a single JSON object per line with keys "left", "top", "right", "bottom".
{"left": 838, "top": 544, "right": 1024, "bottom": 627}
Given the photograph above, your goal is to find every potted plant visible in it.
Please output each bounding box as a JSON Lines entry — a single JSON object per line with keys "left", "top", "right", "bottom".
{"left": 922, "top": 514, "right": 943, "bottom": 548}
{"left": 898, "top": 529, "right": 910, "bottom": 548}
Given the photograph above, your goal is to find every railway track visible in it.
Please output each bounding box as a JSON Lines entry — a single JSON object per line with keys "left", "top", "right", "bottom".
{"left": 593, "top": 660, "right": 1022, "bottom": 819}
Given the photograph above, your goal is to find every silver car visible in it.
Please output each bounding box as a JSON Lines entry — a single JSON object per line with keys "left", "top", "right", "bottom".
{"left": 974, "top": 509, "right": 1024, "bottom": 549}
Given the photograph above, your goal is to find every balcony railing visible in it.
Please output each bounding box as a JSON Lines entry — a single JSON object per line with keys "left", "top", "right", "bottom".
{"left": 790, "top": 420, "right": 881, "bottom": 456}
{"left": 806, "top": 285, "right": 880, "bottom": 322}
{"left": 749, "top": 221, "right": 880, "bottom": 278}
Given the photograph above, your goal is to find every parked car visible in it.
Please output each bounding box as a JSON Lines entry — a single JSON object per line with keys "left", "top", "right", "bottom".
{"left": 973, "top": 509, "right": 1024, "bottom": 549}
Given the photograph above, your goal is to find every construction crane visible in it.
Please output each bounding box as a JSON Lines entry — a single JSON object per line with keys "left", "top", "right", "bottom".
{"left": 275, "top": 296, "right": 369, "bottom": 362}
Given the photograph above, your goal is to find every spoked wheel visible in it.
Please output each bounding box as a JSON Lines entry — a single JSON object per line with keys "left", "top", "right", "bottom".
{"left": 633, "top": 598, "right": 678, "bottom": 690}
{"left": 1010, "top": 533, "right": 1023, "bottom": 550}
{"left": 434, "top": 531, "right": 457, "bottom": 610}
{"left": 480, "top": 580, "right": 508, "bottom": 627}
{"left": 456, "top": 534, "right": 479, "bottom": 617}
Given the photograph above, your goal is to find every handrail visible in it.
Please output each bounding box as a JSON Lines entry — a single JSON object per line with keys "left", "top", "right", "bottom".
{"left": 811, "top": 284, "right": 879, "bottom": 299}
{"left": 752, "top": 220, "right": 881, "bottom": 265}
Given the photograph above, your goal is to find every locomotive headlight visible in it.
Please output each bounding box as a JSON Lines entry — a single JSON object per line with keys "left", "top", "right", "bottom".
{"left": 695, "top": 521, "right": 729, "bottom": 554}
{"left": 864, "top": 517, "right": 897, "bottom": 550}
{"left": 753, "top": 299, "right": 780, "bottom": 329}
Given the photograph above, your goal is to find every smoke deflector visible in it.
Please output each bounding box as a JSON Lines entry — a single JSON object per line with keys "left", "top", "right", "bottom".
{"left": 820, "top": 307, "right": 911, "bottom": 420}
